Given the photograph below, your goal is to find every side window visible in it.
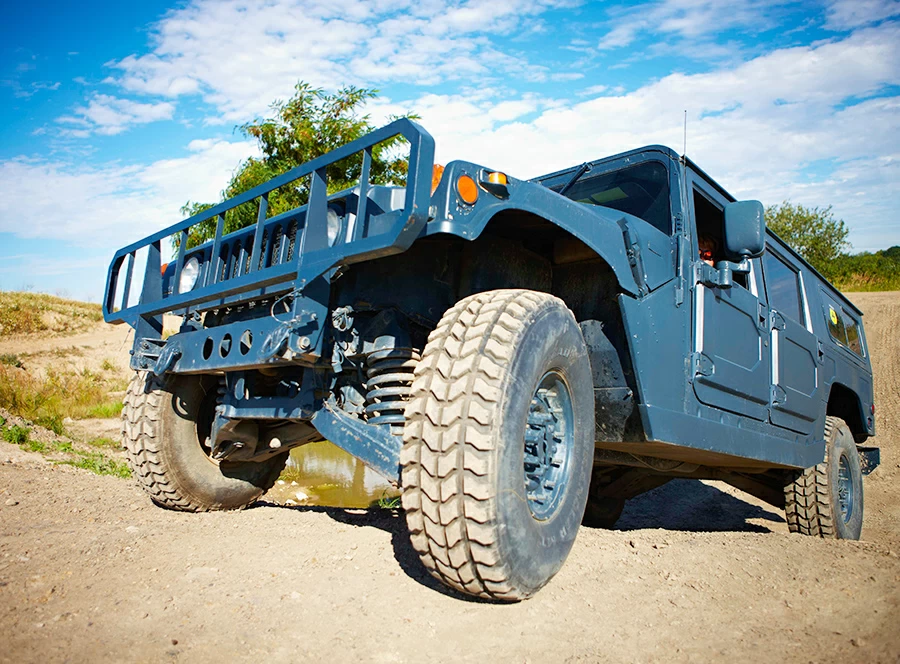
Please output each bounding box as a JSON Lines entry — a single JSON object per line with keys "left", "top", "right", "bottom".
{"left": 825, "top": 301, "right": 865, "bottom": 357}
{"left": 693, "top": 187, "right": 748, "bottom": 289}
{"left": 845, "top": 317, "right": 864, "bottom": 355}
{"left": 763, "top": 248, "right": 804, "bottom": 322}
{"left": 825, "top": 303, "right": 847, "bottom": 344}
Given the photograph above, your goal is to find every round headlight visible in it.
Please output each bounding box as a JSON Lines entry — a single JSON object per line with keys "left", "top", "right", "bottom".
{"left": 179, "top": 256, "right": 200, "bottom": 293}
{"left": 326, "top": 207, "right": 342, "bottom": 246}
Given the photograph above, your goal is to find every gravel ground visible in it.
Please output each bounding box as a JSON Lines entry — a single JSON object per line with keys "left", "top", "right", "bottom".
{"left": 0, "top": 292, "right": 897, "bottom": 663}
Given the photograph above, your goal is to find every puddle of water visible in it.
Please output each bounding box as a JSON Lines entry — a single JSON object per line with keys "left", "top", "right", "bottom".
{"left": 270, "top": 441, "right": 399, "bottom": 508}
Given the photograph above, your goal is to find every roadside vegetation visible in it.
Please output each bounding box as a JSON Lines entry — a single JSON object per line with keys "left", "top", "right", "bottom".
{"left": 0, "top": 414, "right": 130, "bottom": 478}
{"left": 0, "top": 364, "right": 125, "bottom": 435}
{"left": 0, "top": 291, "right": 102, "bottom": 337}
{"left": 766, "top": 202, "right": 900, "bottom": 292}
{"left": 0, "top": 293, "right": 127, "bottom": 481}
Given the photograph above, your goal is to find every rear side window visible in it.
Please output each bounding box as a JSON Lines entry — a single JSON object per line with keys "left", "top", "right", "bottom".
{"left": 763, "top": 249, "right": 804, "bottom": 323}
{"left": 825, "top": 302, "right": 865, "bottom": 357}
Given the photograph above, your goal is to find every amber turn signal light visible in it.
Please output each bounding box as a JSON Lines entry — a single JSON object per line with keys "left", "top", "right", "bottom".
{"left": 431, "top": 164, "right": 445, "bottom": 194}
{"left": 457, "top": 174, "right": 479, "bottom": 205}
{"left": 486, "top": 171, "right": 508, "bottom": 185}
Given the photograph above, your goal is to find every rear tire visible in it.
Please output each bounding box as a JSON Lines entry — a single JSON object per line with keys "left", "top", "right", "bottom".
{"left": 401, "top": 290, "right": 594, "bottom": 601}
{"left": 122, "top": 372, "right": 287, "bottom": 512}
{"left": 784, "top": 416, "right": 863, "bottom": 540}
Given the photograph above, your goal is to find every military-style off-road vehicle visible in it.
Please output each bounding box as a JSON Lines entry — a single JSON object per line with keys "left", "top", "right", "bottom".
{"left": 104, "top": 120, "right": 880, "bottom": 601}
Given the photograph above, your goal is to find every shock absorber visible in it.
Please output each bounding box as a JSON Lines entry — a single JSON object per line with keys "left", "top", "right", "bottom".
{"left": 364, "top": 347, "right": 421, "bottom": 433}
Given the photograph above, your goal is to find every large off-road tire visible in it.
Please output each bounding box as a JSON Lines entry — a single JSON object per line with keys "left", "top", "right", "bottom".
{"left": 122, "top": 372, "right": 287, "bottom": 512}
{"left": 401, "top": 289, "right": 595, "bottom": 601}
{"left": 784, "top": 416, "right": 863, "bottom": 540}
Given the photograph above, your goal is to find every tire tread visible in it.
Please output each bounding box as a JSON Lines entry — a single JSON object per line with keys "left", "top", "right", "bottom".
{"left": 121, "top": 372, "right": 283, "bottom": 512}
{"left": 401, "top": 289, "right": 562, "bottom": 601}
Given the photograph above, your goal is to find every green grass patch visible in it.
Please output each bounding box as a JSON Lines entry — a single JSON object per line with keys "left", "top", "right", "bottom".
{"left": 375, "top": 493, "right": 401, "bottom": 509}
{"left": 85, "top": 401, "right": 124, "bottom": 419}
{"left": 1, "top": 419, "right": 129, "bottom": 479}
{"left": 2, "top": 424, "right": 29, "bottom": 444}
{"left": 59, "top": 451, "right": 131, "bottom": 478}
{"left": 52, "top": 440, "right": 74, "bottom": 454}
{"left": 23, "top": 438, "right": 47, "bottom": 453}
{"left": 87, "top": 437, "right": 120, "bottom": 450}
{"left": 0, "top": 353, "right": 23, "bottom": 368}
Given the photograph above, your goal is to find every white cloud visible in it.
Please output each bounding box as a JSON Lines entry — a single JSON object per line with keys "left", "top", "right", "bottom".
{"left": 9, "top": 2, "right": 900, "bottom": 291}
{"left": 392, "top": 24, "right": 900, "bottom": 250}
{"left": 825, "top": 0, "right": 900, "bottom": 29}
{"left": 488, "top": 99, "right": 540, "bottom": 121}
{"left": 99, "top": 0, "right": 578, "bottom": 123}
{"left": 596, "top": 0, "right": 799, "bottom": 51}
{"left": 0, "top": 139, "right": 257, "bottom": 247}
{"left": 57, "top": 94, "right": 175, "bottom": 136}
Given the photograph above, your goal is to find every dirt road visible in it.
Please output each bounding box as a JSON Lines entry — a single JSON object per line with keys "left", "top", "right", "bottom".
{"left": 1, "top": 292, "right": 898, "bottom": 663}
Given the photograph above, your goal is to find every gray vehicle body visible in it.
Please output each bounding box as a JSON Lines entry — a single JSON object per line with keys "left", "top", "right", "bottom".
{"left": 103, "top": 120, "right": 877, "bottom": 503}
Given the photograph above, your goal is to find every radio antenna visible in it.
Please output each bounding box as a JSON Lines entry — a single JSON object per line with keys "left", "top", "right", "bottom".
{"left": 682, "top": 109, "right": 687, "bottom": 160}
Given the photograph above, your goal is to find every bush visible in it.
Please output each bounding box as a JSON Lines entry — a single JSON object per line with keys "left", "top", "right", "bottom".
{"left": 829, "top": 249, "right": 900, "bottom": 292}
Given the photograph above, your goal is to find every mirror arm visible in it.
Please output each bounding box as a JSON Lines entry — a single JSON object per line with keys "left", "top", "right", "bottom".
{"left": 697, "top": 258, "right": 750, "bottom": 289}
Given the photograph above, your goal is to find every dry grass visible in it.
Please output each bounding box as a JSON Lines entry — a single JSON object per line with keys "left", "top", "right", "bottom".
{"left": 0, "top": 364, "right": 125, "bottom": 434}
{"left": 0, "top": 291, "right": 102, "bottom": 337}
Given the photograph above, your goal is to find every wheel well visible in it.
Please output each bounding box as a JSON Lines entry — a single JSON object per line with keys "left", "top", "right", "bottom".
{"left": 333, "top": 209, "right": 626, "bottom": 327}
{"left": 826, "top": 383, "right": 866, "bottom": 442}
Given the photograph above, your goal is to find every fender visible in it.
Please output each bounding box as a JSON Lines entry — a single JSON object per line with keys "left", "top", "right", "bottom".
{"left": 421, "top": 160, "right": 659, "bottom": 296}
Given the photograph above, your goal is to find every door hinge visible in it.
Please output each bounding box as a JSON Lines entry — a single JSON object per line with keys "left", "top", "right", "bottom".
{"left": 770, "top": 310, "right": 786, "bottom": 331}
{"left": 691, "top": 352, "right": 714, "bottom": 377}
{"left": 618, "top": 218, "right": 647, "bottom": 297}
{"left": 771, "top": 385, "right": 787, "bottom": 406}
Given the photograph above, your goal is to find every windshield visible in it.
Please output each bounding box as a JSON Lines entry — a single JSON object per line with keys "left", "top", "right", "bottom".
{"left": 553, "top": 161, "right": 671, "bottom": 234}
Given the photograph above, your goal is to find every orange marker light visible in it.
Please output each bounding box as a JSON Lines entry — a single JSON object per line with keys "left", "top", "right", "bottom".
{"left": 457, "top": 174, "right": 479, "bottom": 205}
{"left": 487, "top": 171, "right": 508, "bottom": 185}
{"left": 431, "top": 164, "right": 445, "bottom": 194}
{"left": 160, "top": 262, "right": 169, "bottom": 276}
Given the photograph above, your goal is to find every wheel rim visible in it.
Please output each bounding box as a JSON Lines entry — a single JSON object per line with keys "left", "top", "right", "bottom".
{"left": 837, "top": 454, "right": 855, "bottom": 523}
{"left": 524, "top": 370, "right": 574, "bottom": 520}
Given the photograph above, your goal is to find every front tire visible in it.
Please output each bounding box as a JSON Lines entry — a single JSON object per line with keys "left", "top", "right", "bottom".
{"left": 401, "top": 290, "right": 595, "bottom": 601}
{"left": 122, "top": 372, "right": 287, "bottom": 512}
{"left": 784, "top": 416, "right": 864, "bottom": 540}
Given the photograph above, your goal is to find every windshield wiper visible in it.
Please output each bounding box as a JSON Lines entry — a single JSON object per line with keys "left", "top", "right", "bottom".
{"left": 557, "top": 161, "right": 593, "bottom": 197}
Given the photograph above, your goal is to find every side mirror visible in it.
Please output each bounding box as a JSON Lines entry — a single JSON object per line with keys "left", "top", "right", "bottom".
{"left": 723, "top": 200, "right": 765, "bottom": 260}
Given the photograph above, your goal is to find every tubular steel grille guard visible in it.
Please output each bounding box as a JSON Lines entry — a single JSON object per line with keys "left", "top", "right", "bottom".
{"left": 103, "top": 119, "right": 435, "bottom": 325}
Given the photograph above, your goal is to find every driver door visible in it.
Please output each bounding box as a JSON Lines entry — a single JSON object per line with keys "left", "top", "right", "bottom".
{"left": 690, "top": 180, "right": 770, "bottom": 421}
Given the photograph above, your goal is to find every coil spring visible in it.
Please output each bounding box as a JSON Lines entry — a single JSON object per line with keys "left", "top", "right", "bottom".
{"left": 216, "top": 376, "right": 227, "bottom": 409}
{"left": 364, "top": 347, "right": 421, "bottom": 433}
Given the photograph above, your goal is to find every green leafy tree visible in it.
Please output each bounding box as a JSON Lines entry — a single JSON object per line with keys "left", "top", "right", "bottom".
{"left": 765, "top": 201, "right": 850, "bottom": 277}
{"left": 180, "top": 83, "right": 415, "bottom": 248}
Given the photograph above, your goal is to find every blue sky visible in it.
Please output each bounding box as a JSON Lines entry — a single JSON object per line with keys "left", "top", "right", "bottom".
{"left": 1, "top": 0, "right": 898, "bottom": 300}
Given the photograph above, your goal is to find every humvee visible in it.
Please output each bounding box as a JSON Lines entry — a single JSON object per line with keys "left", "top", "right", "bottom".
{"left": 104, "top": 119, "right": 879, "bottom": 601}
